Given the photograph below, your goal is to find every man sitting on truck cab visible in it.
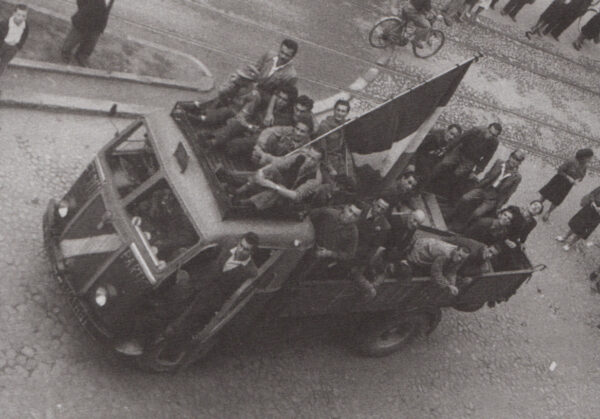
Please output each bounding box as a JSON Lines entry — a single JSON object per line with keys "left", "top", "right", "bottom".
{"left": 394, "top": 237, "right": 471, "bottom": 296}
{"left": 252, "top": 116, "right": 314, "bottom": 166}
{"left": 217, "top": 147, "right": 324, "bottom": 212}
{"left": 219, "top": 83, "right": 299, "bottom": 158}
{"left": 386, "top": 209, "right": 427, "bottom": 258}
{"left": 315, "top": 99, "right": 351, "bottom": 181}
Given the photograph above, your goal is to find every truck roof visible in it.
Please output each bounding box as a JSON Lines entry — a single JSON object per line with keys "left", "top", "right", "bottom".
{"left": 144, "top": 109, "right": 315, "bottom": 250}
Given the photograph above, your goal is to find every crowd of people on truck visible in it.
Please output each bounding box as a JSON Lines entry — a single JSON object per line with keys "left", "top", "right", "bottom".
{"left": 173, "top": 36, "right": 600, "bottom": 307}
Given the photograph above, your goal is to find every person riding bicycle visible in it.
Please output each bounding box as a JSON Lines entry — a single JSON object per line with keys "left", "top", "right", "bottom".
{"left": 391, "top": 0, "right": 436, "bottom": 48}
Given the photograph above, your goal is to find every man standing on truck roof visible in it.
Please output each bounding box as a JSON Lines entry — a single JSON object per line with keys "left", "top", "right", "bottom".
{"left": 395, "top": 237, "right": 471, "bottom": 296}
{"left": 429, "top": 122, "right": 502, "bottom": 191}
{"left": 61, "top": 0, "right": 115, "bottom": 67}
{"left": 0, "top": 4, "right": 29, "bottom": 79}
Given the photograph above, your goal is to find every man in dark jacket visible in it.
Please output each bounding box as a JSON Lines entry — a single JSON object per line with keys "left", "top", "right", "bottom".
{"left": 430, "top": 123, "right": 502, "bottom": 188}
{"left": 450, "top": 149, "right": 525, "bottom": 227}
{"left": 61, "top": 0, "right": 115, "bottom": 67}
{"left": 0, "top": 4, "right": 29, "bottom": 77}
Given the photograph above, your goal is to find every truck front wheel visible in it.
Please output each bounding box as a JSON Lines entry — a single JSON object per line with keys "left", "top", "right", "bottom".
{"left": 356, "top": 312, "right": 433, "bottom": 358}
{"left": 135, "top": 335, "right": 214, "bottom": 373}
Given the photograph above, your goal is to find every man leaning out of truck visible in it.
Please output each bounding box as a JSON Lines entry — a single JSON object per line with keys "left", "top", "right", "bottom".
{"left": 391, "top": 237, "right": 471, "bottom": 296}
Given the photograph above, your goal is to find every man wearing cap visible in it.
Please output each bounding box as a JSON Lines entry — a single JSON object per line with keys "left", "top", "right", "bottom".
{"left": 451, "top": 149, "right": 525, "bottom": 226}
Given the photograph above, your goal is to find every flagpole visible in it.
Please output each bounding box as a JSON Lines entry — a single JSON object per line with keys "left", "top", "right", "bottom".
{"left": 282, "top": 54, "right": 481, "bottom": 158}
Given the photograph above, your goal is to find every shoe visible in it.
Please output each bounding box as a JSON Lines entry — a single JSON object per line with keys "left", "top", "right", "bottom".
{"left": 590, "top": 272, "right": 598, "bottom": 281}
{"left": 525, "top": 31, "right": 532, "bottom": 40}
{"left": 562, "top": 244, "right": 571, "bottom": 251}
{"left": 573, "top": 41, "right": 582, "bottom": 51}
{"left": 74, "top": 55, "right": 89, "bottom": 67}
{"left": 551, "top": 34, "right": 560, "bottom": 41}
{"left": 510, "top": 16, "right": 517, "bottom": 22}
{"left": 555, "top": 235, "right": 565, "bottom": 242}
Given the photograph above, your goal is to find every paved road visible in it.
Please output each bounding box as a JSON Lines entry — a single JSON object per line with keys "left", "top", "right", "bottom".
{"left": 1, "top": 0, "right": 600, "bottom": 418}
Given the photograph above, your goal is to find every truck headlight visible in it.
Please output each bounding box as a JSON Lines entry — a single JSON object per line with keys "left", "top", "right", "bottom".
{"left": 95, "top": 286, "right": 108, "bottom": 307}
{"left": 57, "top": 200, "right": 70, "bottom": 218}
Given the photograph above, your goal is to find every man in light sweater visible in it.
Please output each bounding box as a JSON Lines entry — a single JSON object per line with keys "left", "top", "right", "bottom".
{"left": 0, "top": 4, "right": 29, "bottom": 78}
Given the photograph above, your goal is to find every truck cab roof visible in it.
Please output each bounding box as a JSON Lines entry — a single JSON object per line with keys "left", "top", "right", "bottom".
{"left": 144, "top": 109, "right": 315, "bottom": 251}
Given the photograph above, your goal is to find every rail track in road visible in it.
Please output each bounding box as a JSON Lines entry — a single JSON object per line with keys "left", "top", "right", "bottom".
{"left": 44, "top": 0, "right": 600, "bottom": 170}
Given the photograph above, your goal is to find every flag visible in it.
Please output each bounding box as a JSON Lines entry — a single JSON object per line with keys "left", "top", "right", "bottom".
{"left": 344, "top": 58, "right": 475, "bottom": 190}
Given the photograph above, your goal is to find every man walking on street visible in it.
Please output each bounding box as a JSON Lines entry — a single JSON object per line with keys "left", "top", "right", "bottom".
{"left": 0, "top": 4, "right": 29, "bottom": 78}
{"left": 61, "top": 0, "right": 115, "bottom": 67}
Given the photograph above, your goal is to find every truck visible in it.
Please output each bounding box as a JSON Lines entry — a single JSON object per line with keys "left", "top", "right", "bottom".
{"left": 42, "top": 61, "right": 544, "bottom": 372}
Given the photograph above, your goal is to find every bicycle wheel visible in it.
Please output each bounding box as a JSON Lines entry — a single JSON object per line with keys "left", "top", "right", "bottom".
{"left": 369, "top": 17, "right": 405, "bottom": 49}
{"left": 412, "top": 29, "right": 445, "bottom": 58}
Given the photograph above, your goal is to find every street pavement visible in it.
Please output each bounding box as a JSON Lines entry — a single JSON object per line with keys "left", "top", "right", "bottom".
{"left": 1, "top": 0, "right": 600, "bottom": 418}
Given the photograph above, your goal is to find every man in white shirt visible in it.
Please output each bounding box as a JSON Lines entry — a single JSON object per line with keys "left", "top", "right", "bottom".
{"left": 0, "top": 4, "right": 29, "bottom": 77}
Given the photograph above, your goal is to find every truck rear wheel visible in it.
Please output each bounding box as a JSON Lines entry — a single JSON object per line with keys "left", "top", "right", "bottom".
{"left": 356, "top": 312, "right": 433, "bottom": 358}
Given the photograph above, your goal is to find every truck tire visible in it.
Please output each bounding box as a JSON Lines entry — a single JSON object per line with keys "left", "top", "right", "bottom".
{"left": 356, "top": 312, "right": 432, "bottom": 358}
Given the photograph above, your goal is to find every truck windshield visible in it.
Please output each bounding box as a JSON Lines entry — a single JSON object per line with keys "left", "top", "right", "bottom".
{"left": 126, "top": 179, "right": 199, "bottom": 263}
{"left": 105, "top": 122, "right": 159, "bottom": 198}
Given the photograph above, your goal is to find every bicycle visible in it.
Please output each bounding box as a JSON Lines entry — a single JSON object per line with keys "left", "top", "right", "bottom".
{"left": 369, "top": 13, "right": 445, "bottom": 59}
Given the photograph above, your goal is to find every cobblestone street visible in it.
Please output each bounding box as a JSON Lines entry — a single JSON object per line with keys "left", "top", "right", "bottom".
{"left": 1, "top": 0, "right": 600, "bottom": 417}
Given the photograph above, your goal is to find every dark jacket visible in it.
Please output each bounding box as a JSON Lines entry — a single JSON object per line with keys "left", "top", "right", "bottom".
{"left": 455, "top": 127, "right": 499, "bottom": 173}
{"left": 72, "top": 0, "right": 115, "bottom": 33}
{"left": 477, "top": 159, "right": 522, "bottom": 208}
{"left": 0, "top": 19, "right": 29, "bottom": 49}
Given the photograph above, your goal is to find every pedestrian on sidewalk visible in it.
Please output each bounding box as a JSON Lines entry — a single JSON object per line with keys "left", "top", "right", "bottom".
{"left": 525, "top": 0, "right": 569, "bottom": 39}
{"left": 546, "top": 0, "right": 592, "bottom": 40}
{"left": 0, "top": 4, "right": 29, "bottom": 78}
{"left": 538, "top": 148, "right": 593, "bottom": 222}
{"left": 556, "top": 185, "right": 600, "bottom": 251}
{"left": 61, "top": 0, "right": 115, "bottom": 67}
{"left": 573, "top": 11, "right": 600, "bottom": 50}
{"left": 501, "top": 0, "right": 535, "bottom": 21}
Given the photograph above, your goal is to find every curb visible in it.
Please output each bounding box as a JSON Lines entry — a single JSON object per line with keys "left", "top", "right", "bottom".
{"left": 0, "top": 91, "right": 153, "bottom": 118}
{"left": 2, "top": 0, "right": 214, "bottom": 92}
{"left": 9, "top": 58, "right": 214, "bottom": 93}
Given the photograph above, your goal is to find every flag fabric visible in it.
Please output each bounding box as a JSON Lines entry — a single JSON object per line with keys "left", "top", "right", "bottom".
{"left": 342, "top": 58, "right": 475, "bottom": 189}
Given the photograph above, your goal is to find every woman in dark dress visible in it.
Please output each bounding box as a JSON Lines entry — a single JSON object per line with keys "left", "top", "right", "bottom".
{"left": 557, "top": 186, "right": 600, "bottom": 251}
{"left": 525, "top": 0, "right": 570, "bottom": 38}
{"left": 547, "top": 0, "right": 593, "bottom": 40}
{"left": 573, "top": 12, "right": 600, "bottom": 50}
{"left": 538, "top": 148, "right": 593, "bottom": 222}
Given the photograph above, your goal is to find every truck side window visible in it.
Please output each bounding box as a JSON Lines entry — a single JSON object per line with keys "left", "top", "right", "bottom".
{"left": 106, "top": 123, "right": 159, "bottom": 197}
